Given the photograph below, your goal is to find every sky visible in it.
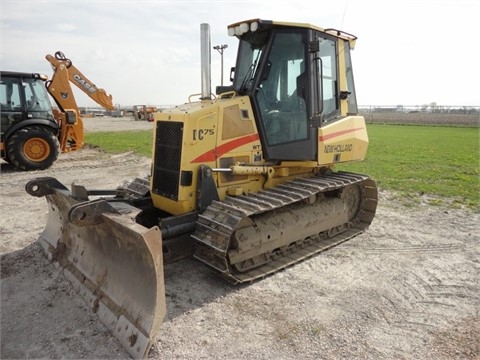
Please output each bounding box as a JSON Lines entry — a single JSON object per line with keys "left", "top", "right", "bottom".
{"left": 1, "top": 0, "right": 479, "bottom": 108}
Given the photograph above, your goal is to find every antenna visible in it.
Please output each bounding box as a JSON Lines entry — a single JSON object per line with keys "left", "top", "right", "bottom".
{"left": 341, "top": 0, "right": 349, "bottom": 28}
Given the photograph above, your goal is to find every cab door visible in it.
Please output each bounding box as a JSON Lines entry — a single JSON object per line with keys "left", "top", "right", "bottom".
{"left": 254, "top": 29, "right": 316, "bottom": 161}
{"left": 1, "top": 76, "right": 24, "bottom": 136}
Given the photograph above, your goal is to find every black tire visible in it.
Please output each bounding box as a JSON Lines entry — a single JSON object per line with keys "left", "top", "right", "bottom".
{"left": 6, "top": 126, "right": 60, "bottom": 171}
{"left": 2, "top": 151, "right": 11, "bottom": 164}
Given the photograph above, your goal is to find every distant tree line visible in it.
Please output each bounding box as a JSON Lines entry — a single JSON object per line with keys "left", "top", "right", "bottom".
{"left": 360, "top": 103, "right": 480, "bottom": 115}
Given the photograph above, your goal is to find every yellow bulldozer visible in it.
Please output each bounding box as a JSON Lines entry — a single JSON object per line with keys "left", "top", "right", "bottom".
{"left": 26, "top": 19, "right": 378, "bottom": 358}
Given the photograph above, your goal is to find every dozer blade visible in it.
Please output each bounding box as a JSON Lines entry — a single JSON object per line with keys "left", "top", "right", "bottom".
{"left": 26, "top": 177, "right": 166, "bottom": 359}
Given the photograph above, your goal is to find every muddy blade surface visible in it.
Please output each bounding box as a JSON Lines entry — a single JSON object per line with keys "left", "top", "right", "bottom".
{"left": 26, "top": 177, "right": 166, "bottom": 359}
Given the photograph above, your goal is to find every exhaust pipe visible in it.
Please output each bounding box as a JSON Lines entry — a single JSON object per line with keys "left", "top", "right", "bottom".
{"left": 200, "top": 23, "right": 211, "bottom": 100}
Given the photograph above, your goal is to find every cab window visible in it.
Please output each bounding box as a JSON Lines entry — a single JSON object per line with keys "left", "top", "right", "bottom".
{"left": 0, "top": 78, "right": 22, "bottom": 111}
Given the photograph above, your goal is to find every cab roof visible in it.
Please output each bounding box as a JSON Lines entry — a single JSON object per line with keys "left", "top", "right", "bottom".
{"left": 0, "top": 71, "right": 48, "bottom": 80}
{"left": 227, "top": 19, "right": 358, "bottom": 46}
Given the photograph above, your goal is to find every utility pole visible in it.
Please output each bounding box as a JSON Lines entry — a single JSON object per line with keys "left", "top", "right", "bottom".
{"left": 213, "top": 44, "right": 228, "bottom": 86}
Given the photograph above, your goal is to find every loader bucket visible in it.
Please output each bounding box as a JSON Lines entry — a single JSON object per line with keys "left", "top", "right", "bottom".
{"left": 26, "top": 177, "right": 166, "bottom": 359}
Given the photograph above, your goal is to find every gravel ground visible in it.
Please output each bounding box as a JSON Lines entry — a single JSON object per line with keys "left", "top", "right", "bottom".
{"left": 1, "top": 116, "right": 479, "bottom": 359}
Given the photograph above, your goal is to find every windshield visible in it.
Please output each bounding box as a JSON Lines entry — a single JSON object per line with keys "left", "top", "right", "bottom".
{"left": 24, "top": 78, "right": 52, "bottom": 112}
{"left": 233, "top": 31, "right": 268, "bottom": 93}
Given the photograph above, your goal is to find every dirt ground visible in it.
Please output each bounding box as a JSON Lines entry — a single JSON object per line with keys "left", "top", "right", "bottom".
{"left": 1, "top": 117, "right": 479, "bottom": 359}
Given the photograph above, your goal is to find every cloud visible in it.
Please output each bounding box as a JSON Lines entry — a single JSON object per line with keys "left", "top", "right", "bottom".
{"left": 55, "top": 23, "right": 78, "bottom": 32}
{"left": 2, "top": 0, "right": 479, "bottom": 106}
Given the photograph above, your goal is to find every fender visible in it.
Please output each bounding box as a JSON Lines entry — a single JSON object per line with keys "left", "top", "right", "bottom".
{"left": 4, "top": 118, "right": 59, "bottom": 140}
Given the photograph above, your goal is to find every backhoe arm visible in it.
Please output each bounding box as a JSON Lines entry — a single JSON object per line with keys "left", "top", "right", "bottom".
{"left": 45, "top": 51, "right": 114, "bottom": 152}
{"left": 46, "top": 51, "right": 114, "bottom": 110}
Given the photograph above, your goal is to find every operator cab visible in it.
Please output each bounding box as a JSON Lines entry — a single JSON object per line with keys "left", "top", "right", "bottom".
{"left": 1, "top": 72, "right": 56, "bottom": 129}
{"left": 223, "top": 19, "right": 359, "bottom": 161}
{"left": 1, "top": 71, "right": 57, "bottom": 150}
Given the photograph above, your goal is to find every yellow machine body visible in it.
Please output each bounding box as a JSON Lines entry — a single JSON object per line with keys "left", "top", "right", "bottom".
{"left": 151, "top": 98, "right": 369, "bottom": 215}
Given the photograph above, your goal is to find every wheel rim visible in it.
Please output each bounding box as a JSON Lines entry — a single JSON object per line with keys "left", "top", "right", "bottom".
{"left": 23, "top": 137, "right": 51, "bottom": 162}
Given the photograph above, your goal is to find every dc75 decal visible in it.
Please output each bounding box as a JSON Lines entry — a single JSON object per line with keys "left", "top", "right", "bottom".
{"left": 193, "top": 128, "right": 214, "bottom": 140}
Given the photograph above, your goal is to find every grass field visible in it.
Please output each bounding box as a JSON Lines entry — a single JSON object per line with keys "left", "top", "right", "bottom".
{"left": 86, "top": 124, "right": 480, "bottom": 210}
{"left": 336, "top": 125, "right": 479, "bottom": 209}
{"left": 86, "top": 131, "right": 153, "bottom": 157}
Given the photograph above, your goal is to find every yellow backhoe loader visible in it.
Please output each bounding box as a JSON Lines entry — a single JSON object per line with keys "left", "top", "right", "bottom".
{"left": 1, "top": 52, "right": 114, "bottom": 170}
{"left": 26, "top": 19, "right": 378, "bottom": 358}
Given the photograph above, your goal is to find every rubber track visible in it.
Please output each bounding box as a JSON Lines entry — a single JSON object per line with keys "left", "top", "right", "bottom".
{"left": 192, "top": 171, "right": 378, "bottom": 283}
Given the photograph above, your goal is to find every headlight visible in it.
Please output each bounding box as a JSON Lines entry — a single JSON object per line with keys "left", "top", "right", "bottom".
{"left": 228, "top": 21, "right": 259, "bottom": 37}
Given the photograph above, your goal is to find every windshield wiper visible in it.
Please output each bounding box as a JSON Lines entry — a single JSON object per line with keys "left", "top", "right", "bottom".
{"left": 239, "top": 62, "right": 256, "bottom": 93}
